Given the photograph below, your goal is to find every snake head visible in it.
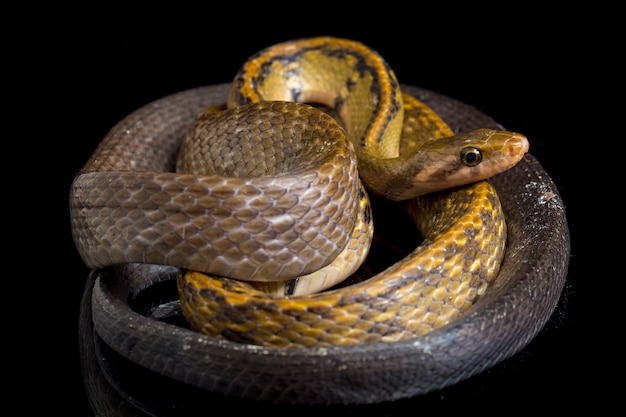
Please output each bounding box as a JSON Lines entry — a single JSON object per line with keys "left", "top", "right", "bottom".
{"left": 359, "top": 128, "right": 530, "bottom": 201}
{"left": 411, "top": 128, "right": 529, "bottom": 194}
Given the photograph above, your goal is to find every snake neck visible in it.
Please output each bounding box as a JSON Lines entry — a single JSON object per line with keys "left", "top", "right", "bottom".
{"left": 227, "top": 36, "right": 405, "bottom": 160}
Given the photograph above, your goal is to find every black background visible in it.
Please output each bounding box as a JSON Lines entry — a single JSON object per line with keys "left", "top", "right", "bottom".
{"left": 25, "top": 6, "right": 619, "bottom": 415}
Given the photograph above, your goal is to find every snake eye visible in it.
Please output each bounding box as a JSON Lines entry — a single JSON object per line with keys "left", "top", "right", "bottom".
{"left": 460, "top": 147, "right": 482, "bottom": 167}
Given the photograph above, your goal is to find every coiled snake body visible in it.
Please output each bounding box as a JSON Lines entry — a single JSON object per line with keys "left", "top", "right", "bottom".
{"left": 71, "top": 37, "right": 530, "bottom": 347}
{"left": 71, "top": 37, "right": 570, "bottom": 406}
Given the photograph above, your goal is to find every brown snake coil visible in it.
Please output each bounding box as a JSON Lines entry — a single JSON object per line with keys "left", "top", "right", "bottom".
{"left": 79, "top": 84, "right": 570, "bottom": 409}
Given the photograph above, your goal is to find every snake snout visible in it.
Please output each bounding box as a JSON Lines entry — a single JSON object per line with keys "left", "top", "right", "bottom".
{"left": 505, "top": 132, "right": 530, "bottom": 158}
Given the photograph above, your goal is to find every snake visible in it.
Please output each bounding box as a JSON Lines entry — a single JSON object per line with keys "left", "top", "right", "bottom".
{"left": 80, "top": 83, "right": 569, "bottom": 409}
{"left": 70, "top": 37, "right": 527, "bottom": 300}
{"left": 69, "top": 36, "right": 564, "bottom": 405}
{"left": 70, "top": 36, "right": 530, "bottom": 345}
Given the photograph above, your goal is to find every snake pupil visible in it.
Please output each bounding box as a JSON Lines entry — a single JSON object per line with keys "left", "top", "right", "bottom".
{"left": 460, "top": 147, "right": 482, "bottom": 167}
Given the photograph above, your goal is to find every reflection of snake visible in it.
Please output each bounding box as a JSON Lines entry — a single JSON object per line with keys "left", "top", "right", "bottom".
{"left": 83, "top": 84, "right": 570, "bottom": 408}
